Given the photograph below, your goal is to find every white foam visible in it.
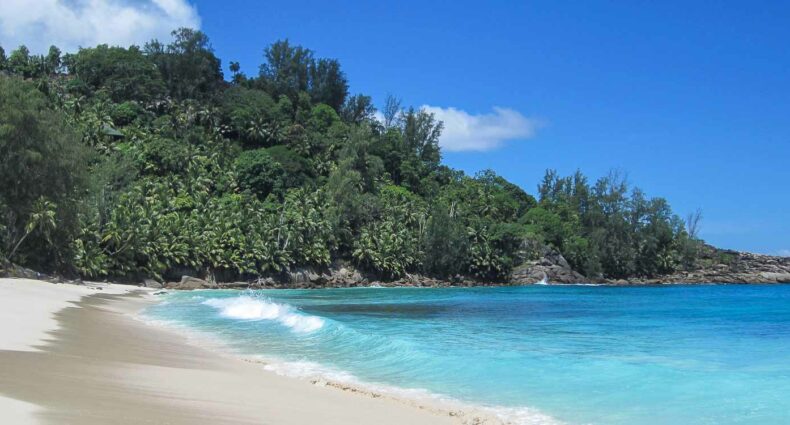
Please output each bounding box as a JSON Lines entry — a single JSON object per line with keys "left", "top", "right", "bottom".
{"left": 490, "top": 406, "right": 563, "bottom": 425}
{"left": 260, "top": 358, "right": 455, "bottom": 406}
{"left": 202, "top": 296, "right": 324, "bottom": 333}
{"left": 259, "top": 357, "right": 562, "bottom": 425}
{"left": 262, "top": 359, "right": 358, "bottom": 383}
{"left": 146, "top": 295, "right": 561, "bottom": 425}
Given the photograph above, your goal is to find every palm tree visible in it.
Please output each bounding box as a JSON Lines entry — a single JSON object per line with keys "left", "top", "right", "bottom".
{"left": 8, "top": 197, "right": 57, "bottom": 261}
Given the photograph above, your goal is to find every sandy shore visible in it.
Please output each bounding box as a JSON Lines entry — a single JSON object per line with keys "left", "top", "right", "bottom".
{"left": 0, "top": 278, "right": 498, "bottom": 425}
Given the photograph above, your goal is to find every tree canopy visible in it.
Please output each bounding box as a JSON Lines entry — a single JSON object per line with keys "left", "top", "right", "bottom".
{"left": 0, "top": 30, "right": 701, "bottom": 282}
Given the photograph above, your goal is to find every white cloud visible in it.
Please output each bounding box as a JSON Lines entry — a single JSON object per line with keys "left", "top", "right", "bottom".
{"left": 0, "top": 0, "right": 200, "bottom": 53}
{"left": 373, "top": 110, "right": 385, "bottom": 125}
{"left": 421, "top": 105, "right": 540, "bottom": 152}
{"left": 777, "top": 249, "right": 790, "bottom": 257}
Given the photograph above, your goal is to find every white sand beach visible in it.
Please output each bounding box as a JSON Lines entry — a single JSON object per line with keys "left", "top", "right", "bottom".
{"left": 0, "top": 278, "right": 497, "bottom": 425}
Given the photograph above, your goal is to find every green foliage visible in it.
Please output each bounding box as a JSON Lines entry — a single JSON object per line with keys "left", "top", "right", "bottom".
{"left": 258, "top": 40, "right": 349, "bottom": 110}
{"left": 141, "top": 137, "right": 189, "bottom": 174}
{"left": 111, "top": 102, "right": 145, "bottom": 126}
{"left": 0, "top": 77, "right": 91, "bottom": 271}
{"left": 0, "top": 33, "right": 700, "bottom": 283}
{"left": 145, "top": 28, "right": 224, "bottom": 101}
{"left": 235, "top": 149, "right": 284, "bottom": 199}
{"left": 341, "top": 94, "right": 375, "bottom": 124}
{"left": 266, "top": 145, "right": 314, "bottom": 190}
{"left": 221, "top": 86, "right": 284, "bottom": 145}
{"left": 353, "top": 186, "right": 426, "bottom": 277}
{"left": 9, "top": 197, "right": 58, "bottom": 260}
{"left": 64, "top": 45, "right": 165, "bottom": 102}
{"left": 521, "top": 206, "right": 570, "bottom": 248}
{"left": 534, "top": 169, "right": 699, "bottom": 278}
{"left": 421, "top": 201, "right": 469, "bottom": 277}
{"left": 7, "top": 46, "right": 34, "bottom": 78}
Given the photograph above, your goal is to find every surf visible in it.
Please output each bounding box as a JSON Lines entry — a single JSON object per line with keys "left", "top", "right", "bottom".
{"left": 202, "top": 296, "right": 324, "bottom": 333}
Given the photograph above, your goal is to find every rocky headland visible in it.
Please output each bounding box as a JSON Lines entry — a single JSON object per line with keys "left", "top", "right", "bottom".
{"left": 154, "top": 245, "right": 790, "bottom": 289}
{"left": 4, "top": 245, "right": 789, "bottom": 290}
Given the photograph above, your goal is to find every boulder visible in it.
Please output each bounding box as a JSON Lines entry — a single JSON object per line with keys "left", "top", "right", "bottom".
{"left": 287, "top": 268, "right": 323, "bottom": 286}
{"left": 219, "top": 281, "right": 250, "bottom": 289}
{"left": 143, "top": 278, "right": 163, "bottom": 289}
{"left": 510, "top": 249, "right": 587, "bottom": 284}
{"left": 166, "top": 275, "right": 215, "bottom": 290}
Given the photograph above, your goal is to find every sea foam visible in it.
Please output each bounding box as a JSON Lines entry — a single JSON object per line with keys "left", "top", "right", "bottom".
{"left": 202, "top": 296, "right": 324, "bottom": 333}
{"left": 260, "top": 358, "right": 561, "bottom": 425}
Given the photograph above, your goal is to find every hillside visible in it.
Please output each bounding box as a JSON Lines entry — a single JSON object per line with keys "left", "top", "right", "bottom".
{"left": 0, "top": 28, "right": 729, "bottom": 285}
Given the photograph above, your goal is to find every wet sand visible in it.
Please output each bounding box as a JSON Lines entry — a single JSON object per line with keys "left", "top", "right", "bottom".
{"left": 0, "top": 278, "right": 491, "bottom": 424}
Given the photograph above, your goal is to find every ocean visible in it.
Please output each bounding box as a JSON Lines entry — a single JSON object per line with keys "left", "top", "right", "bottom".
{"left": 144, "top": 284, "right": 790, "bottom": 424}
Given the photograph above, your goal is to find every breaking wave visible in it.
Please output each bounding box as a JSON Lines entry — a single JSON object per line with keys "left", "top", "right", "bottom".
{"left": 202, "top": 296, "right": 325, "bottom": 333}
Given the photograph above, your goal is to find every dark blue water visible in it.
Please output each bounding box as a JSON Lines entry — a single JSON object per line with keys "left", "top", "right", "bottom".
{"left": 145, "top": 284, "right": 790, "bottom": 424}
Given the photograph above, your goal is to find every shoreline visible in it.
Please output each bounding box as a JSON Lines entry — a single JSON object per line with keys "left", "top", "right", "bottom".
{"left": 5, "top": 244, "right": 790, "bottom": 291}
{"left": 137, "top": 291, "right": 553, "bottom": 425}
{"left": 141, "top": 311, "right": 557, "bottom": 425}
{"left": 162, "top": 277, "right": 790, "bottom": 291}
{"left": 0, "top": 278, "right": 504, "bottom": 425}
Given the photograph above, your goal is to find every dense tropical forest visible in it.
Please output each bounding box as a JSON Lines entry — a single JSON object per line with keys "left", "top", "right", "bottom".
{"left": 0, "top": 29, "right": 702, "bottom": 283}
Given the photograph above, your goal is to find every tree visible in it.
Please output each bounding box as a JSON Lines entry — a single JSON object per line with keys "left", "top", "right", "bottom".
{"left": 686, "top": 208, "right": 703, "bottom": 240}
{"left": 352, "top": 185, "right": 426, "bottom": 277}
{"left": 221, "top": 86, "right": 280, "bottom": 144}
{"left": 228, "top": 61, "right": 247, "bottom": 85}
{"left": 309, "top": 58, "right": 348, "bottom": 110}
{"left": 341, "top": 94, "right": 376, "bottom": 124}
{"left": 382, "top": 94, "right": 401, "bottom": 128}
{"left": 235, "top": 149, "right": 284, "bottom": 199}
{"left": 44, "top": 46, "right": 62, "bottom": 75}
{"left": 421, "top": 201, "right": 468, "bottom": 277}
{"left": 0, "top": 77, "right": 91, "bottom": 271}
{"left": 0, "top": 32, "right": 701, "bottom": 283}
{"left": 7, "top": 46, "right": 33, "bottom": 78}
{"left": 266, "top": 145, "right": 314, "bottom": 190}
{"left": 8, "top": 197, "right": 57, "bottom": 260}
{"left": 259, "top": 40, "right": 314, "bottom": 100}
{"left": 401, "top": 108, "right": 443, "bottom": 172}
{"left": 258, "top": 40, "right": 349, "bottom": 111}
{"left": 145, "top": 28, "right": 224, "bottom": 100}
{"left": 535, "top": 168, "right": 693, "bottom": 278}
{"left": 65, "top": 45, "right": 165, "bottom": 102}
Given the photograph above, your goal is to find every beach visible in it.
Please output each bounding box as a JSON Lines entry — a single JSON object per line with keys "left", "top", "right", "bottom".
{"left": 4, "top": 278, "right": 789, "bottom": 425}
{"left": 0, "top": 278, "right": 491, "bottom": 425}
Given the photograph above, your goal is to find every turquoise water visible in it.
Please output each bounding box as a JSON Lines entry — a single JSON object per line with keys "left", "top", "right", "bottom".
{"left": 145, "top": 285, "right": 790, "bottom": 424}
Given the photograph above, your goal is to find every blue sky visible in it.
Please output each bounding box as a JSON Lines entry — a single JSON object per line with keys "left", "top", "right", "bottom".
{"left": 1, "top": 1, "right": 788, "bottom": 255}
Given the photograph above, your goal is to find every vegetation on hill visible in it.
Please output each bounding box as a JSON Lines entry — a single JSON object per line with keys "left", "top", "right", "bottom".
{"left": 0, "top": 29, "right": 702, "bottom": 282}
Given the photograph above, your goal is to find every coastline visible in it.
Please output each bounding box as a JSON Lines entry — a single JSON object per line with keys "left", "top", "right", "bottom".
{"left": 4, "top": 243, "right": 789, "bottom": 292}
{"left": 0, "top": 278, "right": 502, "bottom": 425}
{"left": 155, "top": 247, "right": 790, "bottom": 290}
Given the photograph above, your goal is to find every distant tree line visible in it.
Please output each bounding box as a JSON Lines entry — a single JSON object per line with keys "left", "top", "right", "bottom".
{"left": 0, "top": 29, "right": 702, "bottom": 282}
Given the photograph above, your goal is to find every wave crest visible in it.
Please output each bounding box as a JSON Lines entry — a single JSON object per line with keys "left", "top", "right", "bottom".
{"left": 202, "top": 296, "right": 324, "bottom": 333}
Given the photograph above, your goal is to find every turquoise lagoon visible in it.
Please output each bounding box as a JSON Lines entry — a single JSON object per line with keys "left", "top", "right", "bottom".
{"left": 144, "top": 285, "right": 790, "bottom": 424}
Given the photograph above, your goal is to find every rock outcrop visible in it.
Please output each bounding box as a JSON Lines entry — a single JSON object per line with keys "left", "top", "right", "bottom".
{"left": 165, "top": 275, "right": 217, "bottom": 290}
{"left": 213, "top": 261, "right": 499, "bottom": 289}
{"left": 135, "top": 249, "right": 790, "bottom": 289}
{"left": 612, "top": 247, "right": 790, "bottom": 285}
{"left": 7, "top": 243, "right": 786, "bottom": 290}
{"left": 142, "top": 278, "right": 163, "bottom": 289}
{"left": 510, "top": 244, "right": 790, "bottom": 286}
{"left": 0, "top": 262, "right": 54, "bottom": 281}
{"left": 510, "top": 249, "right": 586, "bottom": 284}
